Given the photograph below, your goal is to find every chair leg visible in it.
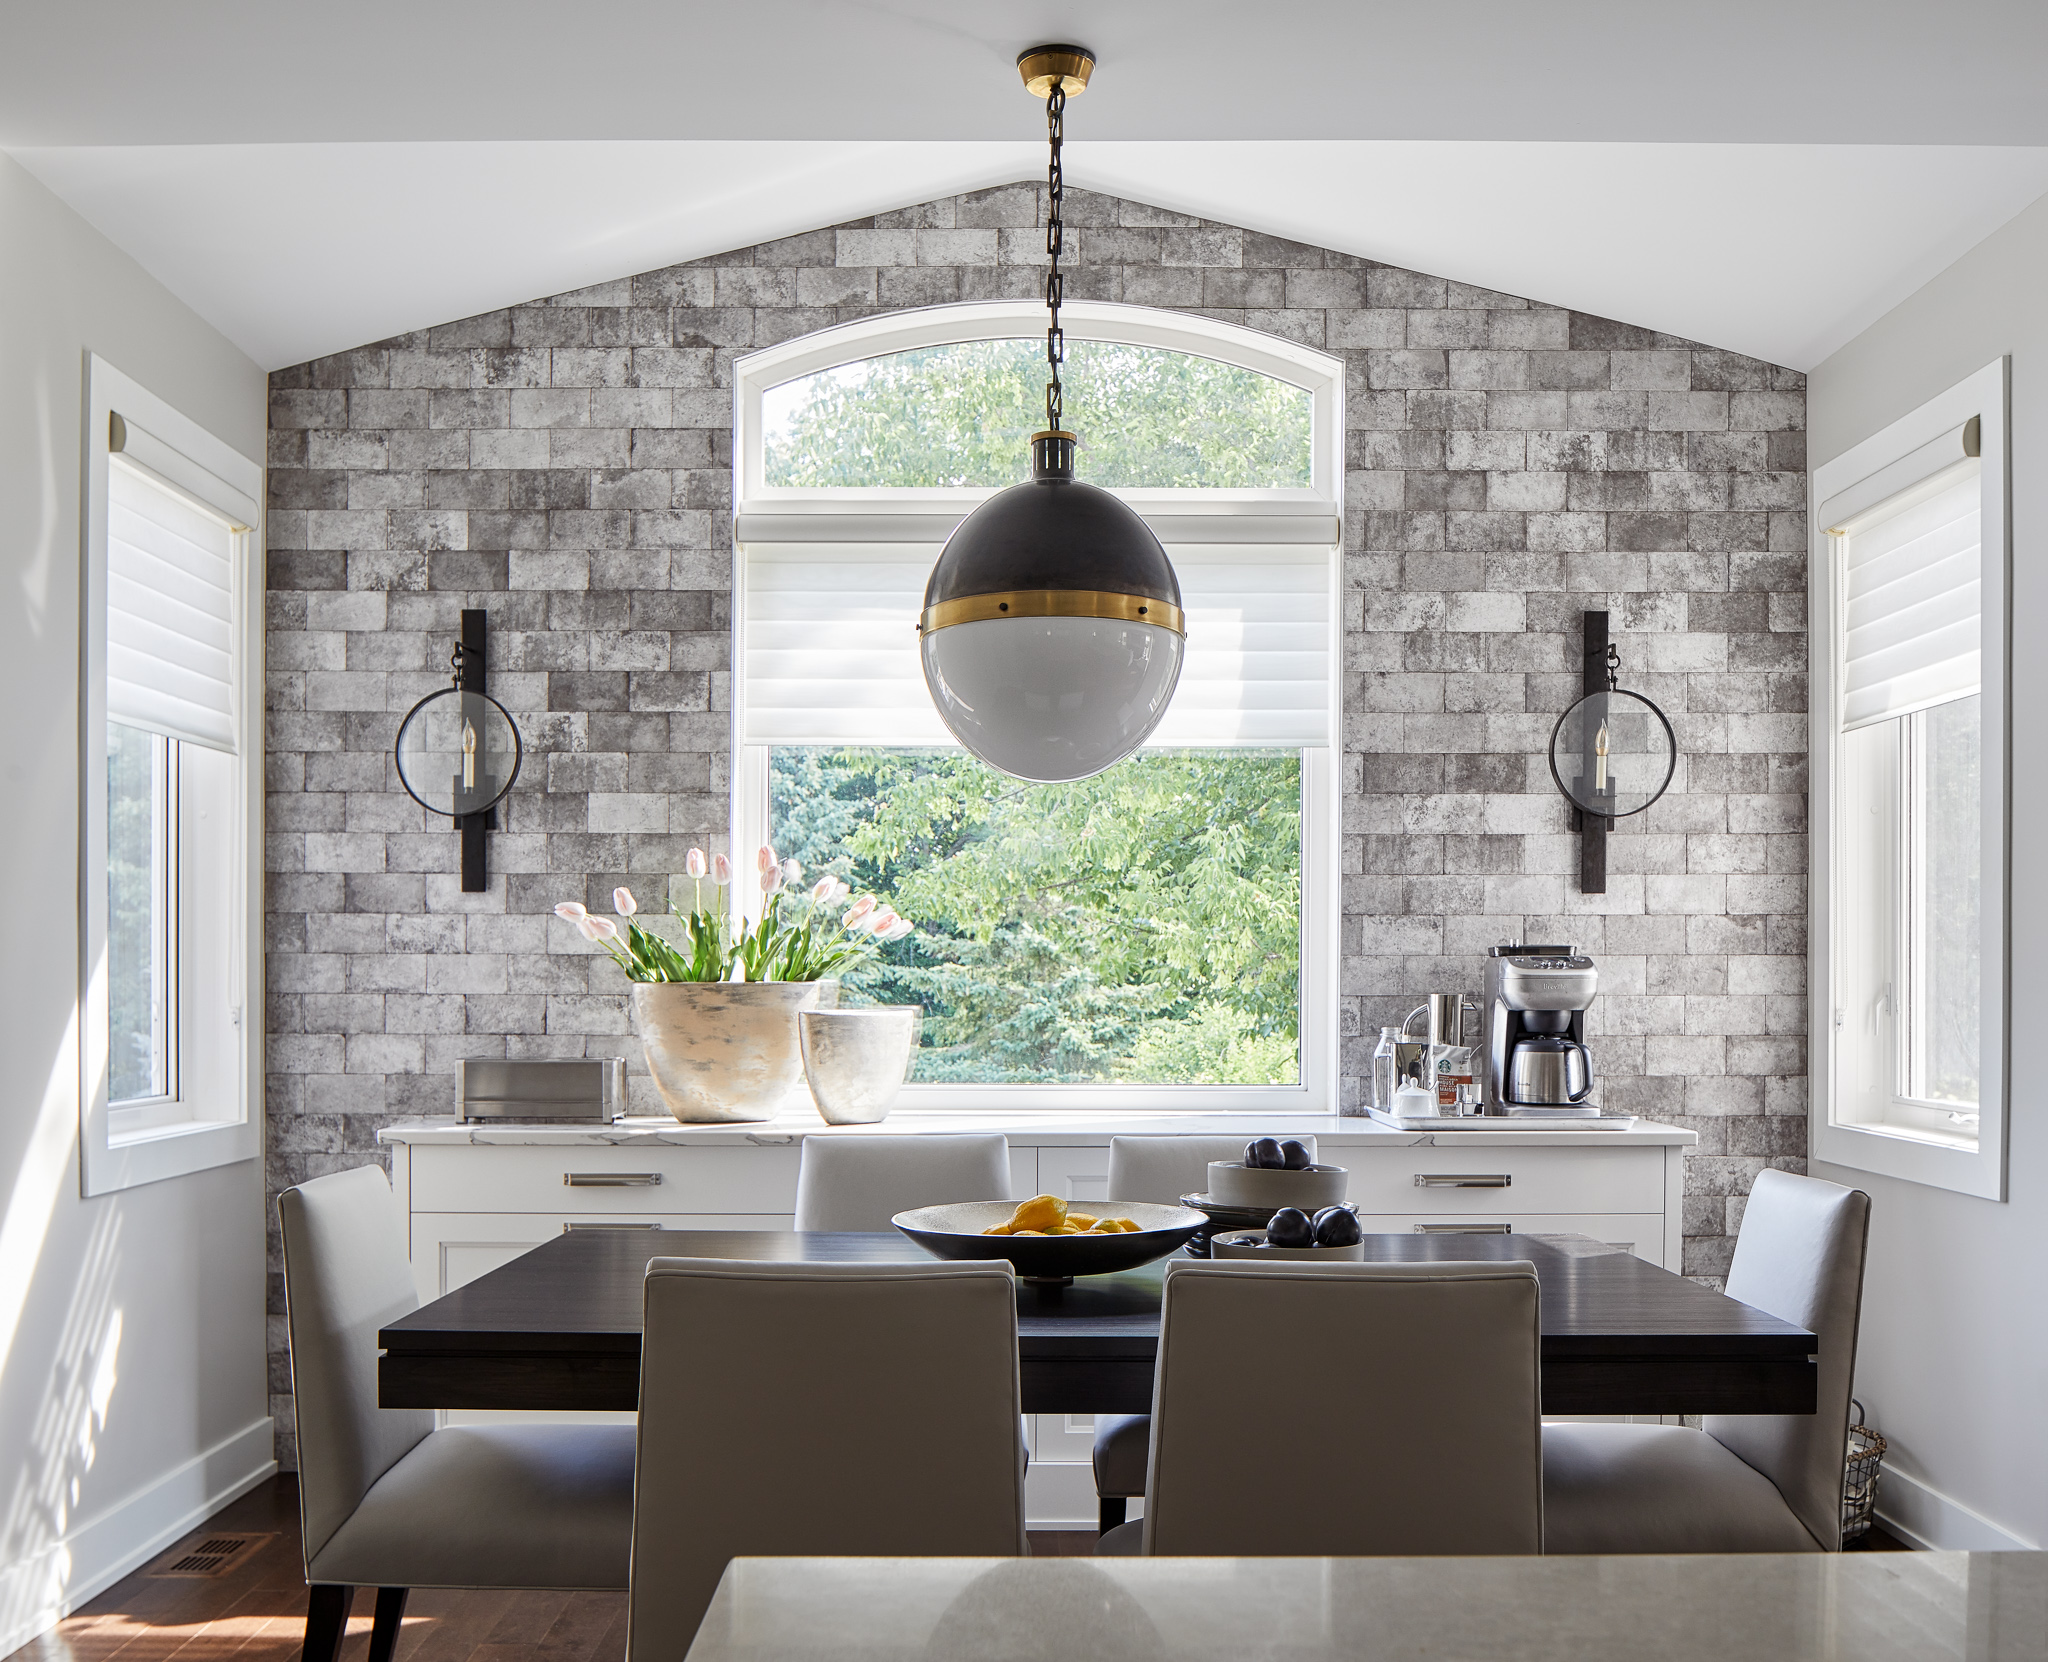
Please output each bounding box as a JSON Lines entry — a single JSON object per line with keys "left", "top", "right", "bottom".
{"left": 1099, "top": 1496, "right": 1127, "bottom": 1534}
{"left": 302, "top": 1584, "right": 352, "bottom": 1662}
{"left": 368, "top": 1587, "right": 409, "bottom": 1662}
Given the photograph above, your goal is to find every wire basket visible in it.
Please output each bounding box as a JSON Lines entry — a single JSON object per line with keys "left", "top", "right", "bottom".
{"left": 1843, "top": 1398, "right": 1887, "bottom": 1541}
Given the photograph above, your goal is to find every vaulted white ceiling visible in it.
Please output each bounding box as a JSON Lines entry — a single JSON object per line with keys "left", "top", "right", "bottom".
{"left": 6, "top": 1, "right": 2047, "bottom": 371}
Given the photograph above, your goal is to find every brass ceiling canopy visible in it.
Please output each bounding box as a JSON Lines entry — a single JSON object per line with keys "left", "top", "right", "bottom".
{"left": 1016, "top": 44, "right": 1095, "bottom": 99}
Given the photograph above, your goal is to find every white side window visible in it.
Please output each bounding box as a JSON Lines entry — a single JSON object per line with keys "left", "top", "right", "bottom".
{"left": 1812, "top": 360, "right": 2008, "bottom": 1200}
{"left": 82, "top": 359, "right": 263, "bottom": 1195}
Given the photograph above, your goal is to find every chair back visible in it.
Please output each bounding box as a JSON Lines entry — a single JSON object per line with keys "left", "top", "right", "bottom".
{"left": 1706, "top": 1168, "right": 1871, "bottom": 1550}
{"left": 277, "top": 1166, "right": 433, "bottom": 1571}
{"left": 1107, "top": 1135, "right": 1315, "bottom": 1204}
{"left": 1142, "top": 1259, "right": 1542, "bottom": 1556}
{"left": 792, "top": 1133, "right": 1010, "bottom": 1231}
{"left": 627, "top": 1258, "right": 1027, "bottom": 1656}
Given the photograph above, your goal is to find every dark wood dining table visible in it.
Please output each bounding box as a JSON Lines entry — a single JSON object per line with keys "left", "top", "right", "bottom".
{"left": 379, "top": 1229, "right": 1816, "bottom": 1417}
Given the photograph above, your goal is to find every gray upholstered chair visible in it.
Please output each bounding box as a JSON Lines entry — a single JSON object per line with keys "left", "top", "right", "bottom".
{"left": 1091, "top": 1134, "right": 1318, "bottom": 1533}
{"left": 1099, "top": 1257, "right": 1542, "bottom": 1556}
{"left": 1544, "top": 1167, "right": 1871, "bottom": 1553}
{"left": 627, "top": 1257, "right": 1028, "bottom": 1656}
{"left": 278, "top": 1167, "right": 635, "bottom": 1662}
{"left": 792, "top": 1132, "right": 1010, "bottom": 1231}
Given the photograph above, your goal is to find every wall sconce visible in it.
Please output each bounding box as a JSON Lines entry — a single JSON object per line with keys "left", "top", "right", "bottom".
{"left": 1548, "top": 609, "right": 1675, "bottom": 894}
{"left": 395, "top": 608, "right": 521, "bottom": 891}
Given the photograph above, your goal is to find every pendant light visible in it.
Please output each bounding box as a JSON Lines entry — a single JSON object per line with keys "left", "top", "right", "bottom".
{"left": 917, "top": 45, "right": 1185, "bottom": 784}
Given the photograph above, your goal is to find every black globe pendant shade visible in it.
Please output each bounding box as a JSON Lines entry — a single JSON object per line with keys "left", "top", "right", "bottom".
{"left": 920, "top": 432, "right": 1186, "bottom": 782}
{"left": 919, "top": 46, "right": 1187, "bottom": 783}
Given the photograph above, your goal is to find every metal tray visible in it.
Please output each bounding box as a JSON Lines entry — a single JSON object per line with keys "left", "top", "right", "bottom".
{"left": 1364, "top": 1105, "right": 1636, "bottom": 1131}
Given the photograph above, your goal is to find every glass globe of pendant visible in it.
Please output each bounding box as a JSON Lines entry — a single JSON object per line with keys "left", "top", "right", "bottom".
{"left": 920, "top": 432, "right": 1185, "bottom": 783}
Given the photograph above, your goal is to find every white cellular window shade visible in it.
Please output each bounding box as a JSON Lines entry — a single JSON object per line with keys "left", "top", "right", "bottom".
{"left": 1838, "top": 468, "right": 1980, "bottom": 732}
{"left": 107, "top": 452, "right": 240, "bottom": 753}
{"left": 742, "top": 542, "right": 1332, "bottom": 748}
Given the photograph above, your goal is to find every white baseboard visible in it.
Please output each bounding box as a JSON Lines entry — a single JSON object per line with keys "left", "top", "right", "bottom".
{"left": 1875, "top": 1464, "right": 2037, "bottom": 1552}
{"left": 0, "top": 1416, "right": 276, "bottom": 1656}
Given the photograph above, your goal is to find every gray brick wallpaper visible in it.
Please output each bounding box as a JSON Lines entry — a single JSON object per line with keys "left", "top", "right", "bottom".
{"left": 262, "top": 181, "right": 1807, "bottom": 1454}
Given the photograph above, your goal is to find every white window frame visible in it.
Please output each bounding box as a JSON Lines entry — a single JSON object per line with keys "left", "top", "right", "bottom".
{"left": 80, "top": 356, "right": 264, "bottom": 1195}
{"left": 1810, "top": 357, "right": 2008, "bottom": 1200}
{"left": 730, "top": 302, "right": 1343, "bottom": 1112}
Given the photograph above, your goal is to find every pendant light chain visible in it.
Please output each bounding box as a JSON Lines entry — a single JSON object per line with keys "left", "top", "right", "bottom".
{"left": 1043, "top": 80, "right": 1066, "bottom": 434}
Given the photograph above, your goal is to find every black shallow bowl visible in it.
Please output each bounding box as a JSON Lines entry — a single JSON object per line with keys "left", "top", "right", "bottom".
{"left": 893, "top": 1200, "right": 1209, "bottom": 1281}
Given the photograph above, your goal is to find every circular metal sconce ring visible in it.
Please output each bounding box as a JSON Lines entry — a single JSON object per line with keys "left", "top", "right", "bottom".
{"left": 394, "top": 685, "right": 523, "bottom": 819}
{"left": 1547, "top": 686, "right": 1676, "bottom": 819}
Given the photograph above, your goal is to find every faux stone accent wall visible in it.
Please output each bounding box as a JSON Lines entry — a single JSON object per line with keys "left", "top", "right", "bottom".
{"left": 262, "top": 182, "right": 1807, "bottom": 1454}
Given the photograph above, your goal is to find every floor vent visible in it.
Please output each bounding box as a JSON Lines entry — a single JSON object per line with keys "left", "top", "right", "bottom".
{"left": 151, "top": 1533, "right": 271, "bottom": 1577}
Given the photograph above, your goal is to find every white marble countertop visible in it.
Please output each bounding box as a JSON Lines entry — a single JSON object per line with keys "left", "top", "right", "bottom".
{"left": 377, "top": 1108, "right": 1696, "bottom": 1148}
{"left": 683, "top": 1552, "right": 2041, "bottom": 1662}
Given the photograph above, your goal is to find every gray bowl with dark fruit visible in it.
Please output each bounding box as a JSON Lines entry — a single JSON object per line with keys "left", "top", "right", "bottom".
{"left": 1206, "top": 1137, "right": 1348, "bottom": 1208}
{"left": 1210, "top": 1204, "right": 1367, "bottom": 1261}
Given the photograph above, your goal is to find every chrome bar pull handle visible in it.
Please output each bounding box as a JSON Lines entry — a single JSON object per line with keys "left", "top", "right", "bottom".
{"left": 564, "top": 1172, "right": 663, "bottom": 1187}
{"left": 563, "top": 1221, "right": 662, "bottom": 1232}
{"left": 1413, "top": 1173, "right": 1512, "bottom": 1188}
{"left": 1413, "top": 1222, "right": 1514, "bottom": 1234}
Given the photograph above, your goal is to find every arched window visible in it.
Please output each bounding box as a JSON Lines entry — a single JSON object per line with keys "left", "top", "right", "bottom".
{"left": 763, "top": 338, "right": 1313, "bottom": 490}
{"left": 732, "top": 303, "right": 1342, "bottom": 1110}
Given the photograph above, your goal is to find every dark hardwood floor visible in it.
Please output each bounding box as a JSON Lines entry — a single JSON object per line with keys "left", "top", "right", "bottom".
{"left": 2, "top": 1477, "right": 1905, "bottom": 1662}
{"left": 1, "top": 1479, "right": 1107, "bottom": 1662}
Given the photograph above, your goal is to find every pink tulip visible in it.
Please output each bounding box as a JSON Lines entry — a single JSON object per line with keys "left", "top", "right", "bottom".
{"left": 810, "top": 876, "right": 838, "bottom": 904}
{"left": 577, "top": 914, "right": 618, "bottom": 942}
{"left": 867, "top": 907, "right": 900, "bottom": 934}
{"left": 830, "top": 878, "right": 850, "bottom": 903}
{"left": 756, "top": 844, "right": 777, "bottom": 875}
{"left": 685, "top": 848, "right": 708, "bottom": 880}
{"left": 712, "top": 853, "right": 733, "bottom": 885}
{"left": 613, "top": 886, "right": 637, "bottom": 917}
{"left": 760, "top": 865, "right": 783, "bottom": 896}
{"left": 844, "top": 895, "right": 876, "bottom": 928}
{"left": 554, "top": 901, "right": 588, "bottom": 921}
{"left": 881, "top": 918, "right": 915, "bottom": 942}
{"left": 781, "top": 858, "right": 803, "bottom": 885}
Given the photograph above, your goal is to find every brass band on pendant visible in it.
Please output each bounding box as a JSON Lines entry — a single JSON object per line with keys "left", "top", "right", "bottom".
{"left": 919, "top": 589, "right": 1186, "bottom": 636}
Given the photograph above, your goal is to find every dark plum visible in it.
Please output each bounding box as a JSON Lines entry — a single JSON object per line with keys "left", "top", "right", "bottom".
{"left": 1266, "top": 1207, "right": 1315, "bottom": 1247}
{"left": 1279, "top": 1139, "right": 1313, "bottom": 1170}
{"left": 1313, "top": 1206, "right": 1363, "bottom": 1247}
{"left": 1247, "top": 1137, "right": 1284, "bottom": 1169}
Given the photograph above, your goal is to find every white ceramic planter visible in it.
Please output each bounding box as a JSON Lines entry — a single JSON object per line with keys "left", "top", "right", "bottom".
{"left": 799, "top": 1006, "right": 921, "bottom": 1125}
{"left": 632, "top": 980, "right": 838, "bottom": 1124}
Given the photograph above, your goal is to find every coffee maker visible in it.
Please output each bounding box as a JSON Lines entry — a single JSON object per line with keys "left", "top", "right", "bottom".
{"left": 1483, "top": 944, "right": 1599, "bottom": 1112}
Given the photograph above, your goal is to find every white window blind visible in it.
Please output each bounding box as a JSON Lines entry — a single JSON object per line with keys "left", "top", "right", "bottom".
{"left": 107, "top": 453, "right": 239, "bottom": 753}
{"left": 1839, "top": 468, "right": 1980, "bottom": 733}
{"left": 742, "top": 542, "right": 1332, "bottom": 748}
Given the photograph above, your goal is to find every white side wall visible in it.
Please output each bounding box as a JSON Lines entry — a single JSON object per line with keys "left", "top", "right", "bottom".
{"left": 1808, "top": 188, "right": 2048, "bottom": 1552}
{"left": 0, "top": 151, "right": 272, "bottom": 1651}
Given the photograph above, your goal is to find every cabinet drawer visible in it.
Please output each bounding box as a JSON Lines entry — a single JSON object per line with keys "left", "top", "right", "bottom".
{"left": 412, "top": 1211, "right": 795, "bottom": 1298}
{"left": 1339, "top": 1147, "right": 1662, "bottom": 1216}
{"left": 1352, "top": 1213, "right": 1665, "bottom": 1266}
{"left": 1034, "top": 1145, "right": 1111, "bottom": 1205}
{"left": 409, "top": 1144, "right": 799, "bottom": 1214}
